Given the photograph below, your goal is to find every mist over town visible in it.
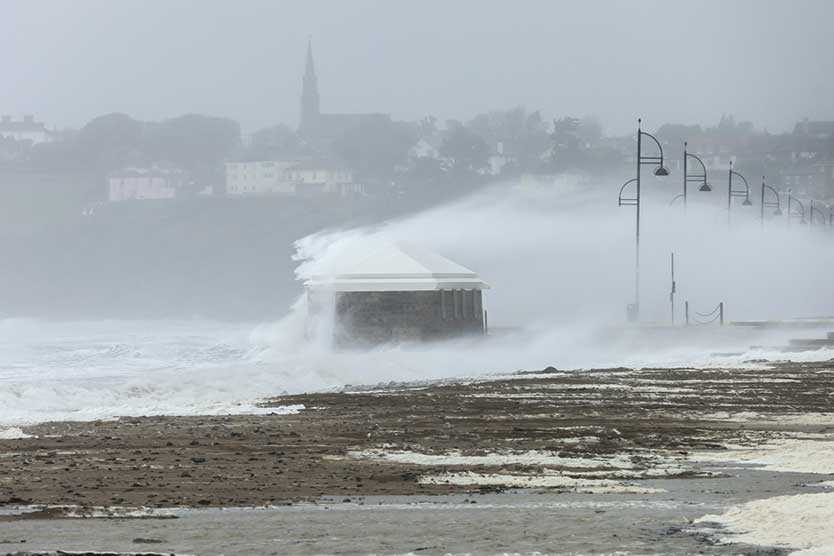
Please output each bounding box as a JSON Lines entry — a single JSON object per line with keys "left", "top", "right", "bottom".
{"left": 2, "top": 1, "right": 834, "bottom": 554}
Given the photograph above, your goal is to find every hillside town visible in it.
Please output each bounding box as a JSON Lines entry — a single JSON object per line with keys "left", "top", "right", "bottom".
{"left": 1, "top": 41, "right": 834, "bottom": 207}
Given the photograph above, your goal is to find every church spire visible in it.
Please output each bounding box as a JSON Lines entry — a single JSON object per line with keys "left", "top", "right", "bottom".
{"left": 305, "top": 38, "right": 316, "bottom": 79}
{"left": 300, "top": 37, "right": 320, "bottom": 133}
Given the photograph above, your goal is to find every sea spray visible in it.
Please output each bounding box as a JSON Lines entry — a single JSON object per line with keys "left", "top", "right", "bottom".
{"left": 3, "top": 177, "right": 834, "bottom": 426}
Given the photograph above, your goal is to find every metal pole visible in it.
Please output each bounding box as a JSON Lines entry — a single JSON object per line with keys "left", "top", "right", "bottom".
{"left": 683, "top": 142, "right": 688, "bottom": 212}
{"left": 727, "top": 161, "right": 733, "bottom": 226}
{"left": 635, "top": 119, "right": 642, "bottom": 319}
{"left": 719, "top": 302, "right": 724, "bottom": 326}
{"left": 760, "top": 176, "right": 765, "bottom": 228}
{"left": 670, "top": 252, "right": 676, "bottom": 324}
{"left": 787, "top": 191, "right": 792, "bottom": 227}
{"left": 685, "top": 301, "right": 689, "bottom": 326}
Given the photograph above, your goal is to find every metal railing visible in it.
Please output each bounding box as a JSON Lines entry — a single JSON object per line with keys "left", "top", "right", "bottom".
{"left": 685, "top": 301, "right": 724, "bottom": 326}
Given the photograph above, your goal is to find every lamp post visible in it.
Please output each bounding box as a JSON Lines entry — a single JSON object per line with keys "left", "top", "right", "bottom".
{"left": 760, "top": 176, "right": 782, "bottom": 227}
{"left": 786, "top": 189, "right": 806, "bottom": 225}
{"left": 618, "top": 178, "right": 639, "bottom": 320}
{"left": 617, "top": 119, "right": 669, "bottom": 321}
{"left": 681, "top": 142, "right": 711, "bottom": 210}
{"left": 727, "top": 160, "right": 752, "bottom": 225}
{"left": 809, "top": 200, "right": 826, "bottom": 226}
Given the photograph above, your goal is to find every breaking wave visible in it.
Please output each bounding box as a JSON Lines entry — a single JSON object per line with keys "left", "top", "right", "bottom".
{"left": 4, "top": 178, "right": 834, "bottom": 427}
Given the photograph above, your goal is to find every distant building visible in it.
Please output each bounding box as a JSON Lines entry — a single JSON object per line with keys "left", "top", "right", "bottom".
{"left": 225, "top": 160, "right": 300, "bottom": 195}
{"left": 108, "top": 167, "right": 188, "bottom": 202}
{"left": 793, "top": 119, "right": 834, "bottom": 140}
{"left": 306, "top": 242, "right": 489, "bottom": 346}
{"left": 781, "top": 161, "right": 834, "bottom": 198}
{"left": 285, "top": 160, "right": 362, "bottom": 195}
{"left": 225, "top": 159, "right": 362, "bottom": 196}
{"left": 791, "top": 119, "right": 834, "bottom": 161}
{"left": 298, "top": 40, "right": 391, "bottom": 143}
{"left": 0, "top": 115, "right": 54, "bottom": 144}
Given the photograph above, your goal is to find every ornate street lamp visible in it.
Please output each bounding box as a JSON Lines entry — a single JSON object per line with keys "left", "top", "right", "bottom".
{"left": 618, "top": 177, "right": 639, "bottom": 320}
{"left": 727, "top": 160, "right": 752, "bottom": 225}
{"left": 679, "top": 141, "right": 711, "bottom": 209}
{"left": 786, "top": 189, "right": 807, "bottom": 225}
{"left": 809, "top": 199, "right": 827, "bottom": 227}
{"left": 618, "top": 178, "right": 639, "bottom": 207}
{"left": 618, "top": 119, "right": 670, "bottom": 321}
{"left": 760, "top": 176, "right": 782, "bottom": 227}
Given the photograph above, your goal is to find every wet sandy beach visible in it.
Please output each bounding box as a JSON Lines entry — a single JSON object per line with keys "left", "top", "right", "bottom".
{"left": 1, "top": 474, "right": 823, "bottom": 555}
{"left": 2, "top": 360, "right": 834, "bottom": 554}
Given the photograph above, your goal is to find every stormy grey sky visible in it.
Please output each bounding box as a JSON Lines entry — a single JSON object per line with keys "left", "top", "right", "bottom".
{"left": 2, "top": 0, "right": 833, "bottom": 135}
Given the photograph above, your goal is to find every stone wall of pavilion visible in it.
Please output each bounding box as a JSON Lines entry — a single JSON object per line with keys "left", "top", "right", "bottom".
{"left": 333, "top": 290, "right": 484, "bottom": 346}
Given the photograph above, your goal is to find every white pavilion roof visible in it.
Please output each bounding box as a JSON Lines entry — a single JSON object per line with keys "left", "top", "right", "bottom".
{"left": 307, "top": 242, "right": 489, "bottom": 292}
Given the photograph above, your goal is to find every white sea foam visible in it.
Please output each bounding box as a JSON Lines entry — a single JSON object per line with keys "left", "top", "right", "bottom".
{"left": 697, "top": 492, "right": 834, "bottom": 554}
{"left": 692, "top": 412, "right": 834, "bottom": 427}
{"left": 693, "top": 431, "right": 834, "bottom": 554}
{"left": 3, "top": 314, "right": 815, "bottom": 428}
{"left": 348, "top": 449, "right": 637, "bottom": 469}
{"left": 692, "top": 432, "right": 834, "bottom": 474}
{"left": 0, "top": 426, "right": 33, "bottom": 439}
{"left": 419, "top": 471, "right": 665, "bottom": 494}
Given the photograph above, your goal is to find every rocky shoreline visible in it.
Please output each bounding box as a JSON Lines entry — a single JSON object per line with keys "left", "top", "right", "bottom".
{"left": 2, "top": 360, "right": 834, "bottom": 553}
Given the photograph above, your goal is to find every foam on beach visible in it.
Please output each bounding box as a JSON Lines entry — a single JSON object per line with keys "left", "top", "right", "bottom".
{"left": 697, "top": 492, "right": 834, "bottom": 554}
{"left": 693, "top": 430, "right": 834, "bottom": 553}
{"left": 0, "top": 426, "right": 33, "bottom": 439}
{"left": 692, "top": 431, "right": 834, "bottom": 474}
{"left": 418, "top": 471, "right": 666, "bottom": 494}
{"left": 348, "top": 449, "right": 638, "bottom": 469}
{"left": 347, "top": 448, "right": 696, "bottom": 492}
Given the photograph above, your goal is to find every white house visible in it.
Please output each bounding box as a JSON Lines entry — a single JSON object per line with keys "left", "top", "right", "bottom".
{"left": 225, "top": 160, "right": 300, "bottom": 195}
{"left": 0, "top": 115, "right": 54, "bottom": 144}
{"left": 285, "top": 161, "right": 361, "bottom": 195}
{"left": 108, "top": 167, "right": 187, "bottom": 202}
{"left": 225, "top": 160, "right": 362, "bottom": 196}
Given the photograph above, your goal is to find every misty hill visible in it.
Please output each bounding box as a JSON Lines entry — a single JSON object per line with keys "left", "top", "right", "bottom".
{"left": 0, "top": 197, "right": 357, "bottom": 319}
{"left": 0, "top": 170, "right": 491, "bottom": 320}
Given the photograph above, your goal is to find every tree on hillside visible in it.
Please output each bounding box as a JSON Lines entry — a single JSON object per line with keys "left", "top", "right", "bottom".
{"left": 714, "top": 114, "right": 754, "bottom": 136}
{"left": 143, "top": 114, "right": 241, "bottom": 186}
{"left": 77, "top": 113, "right": 146, "bottom": 172}
{"left": 464, "top": 107, "right": 550, "bottom": 174}
{"left": 656, "top": 123, "right": 703, "bottom": 144}
{"left": 78, "top": 113, "right": 143, "bottom": 151}
{"left": 515, "top": 110, "right": 550, "bottom": 172}
{"left": 576, "top": 116, "right": 603, "bottom": 146}
{"left": 144, "top": 114, "right": 240, "bottom": 170}
{"left": 243, "top": 124, "right": 303, "bottom": 161}
{"left": 417, "top": 115, "right": 438, "bottom": 138}
{"left": 439, "top": 125, "right": 489, "bottom": 175}
{"left": 551, "top": 117, "right": 581, "bottom": 151}
{"left": 548, "top": 116, "right": 621, "bottom": 174}
{"left": 332, "top": 119, "right": 417, "bottom": 180}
